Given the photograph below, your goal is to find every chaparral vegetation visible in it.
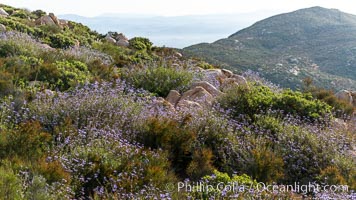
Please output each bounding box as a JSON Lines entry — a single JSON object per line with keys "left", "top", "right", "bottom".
{"left": 0, "top": 4, "right": 355, "bottom": 200}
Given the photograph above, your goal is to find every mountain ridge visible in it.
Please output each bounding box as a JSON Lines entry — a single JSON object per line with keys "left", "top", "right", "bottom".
{"left": 184, "top": 6, "right": 356, "bottom": 91}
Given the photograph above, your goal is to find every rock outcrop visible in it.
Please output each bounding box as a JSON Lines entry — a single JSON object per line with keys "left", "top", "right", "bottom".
{"left": 165, "top": 68, "right": 248, "bottom": 110}
{"left": 35, "top": 13, "right": 67, "bottom": 28}
{"left": 105, "top": 32, "right": 129, "bottom": 47}
{"left": 0, "top": 8, "right": 9, "bottom": 17}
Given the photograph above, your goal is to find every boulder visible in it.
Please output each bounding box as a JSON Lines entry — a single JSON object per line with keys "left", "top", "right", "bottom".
{"left": 49, "top": 13, "right": 60, "bottom": 26}
{"left": 105, "top": 35, "right": 116, "bottom": 44}
{"left": 115, "top": 33, "right": 128, "bottom": 41}
{"left": 35, "top": 15, "right": 56, "bottom": 26}
{"left": 58, "top": 19, "right": 68, "bottom": 27}
{"left": 166, "top": 90, "right": 181, "bottom": 106}
{"left": 232, "top": 74, "right": 248, "bottom": 85}
{"left": 191, "top": 81, "right": 222, "bottom": 97}
{"left": 180, "top": 86, "right": 214, "bottom": 105}
{"left": 116, "top": 40, "right": 129, "bottom": 47}
{"left": 351, "top": 91, "right": 356, "bottom": 106}
{"left": 221, "top": 78, "right": 239, "bottom": 91}
{"left": 221, "top": 69, "right": 233, "bottom": 78}
{"left": 106, "top": 32, "right": 129, "bottom": 47}
{"left": 203, "top": 69, "right": 227, "bottom": 88}
{"left": 335, "top": 90, "right": 353, "bottom": 104}
{"left": 0, "top": 24, "right": 6, "bottom": 32}
{"left": 174, "top": 52, "right": 183, "bottom": 58}
{"left": 149, "top": 97, "right": 175, "bottom": 114}
{"left": 176, "top": 100, "right": 202, "bottom": 110}
{"left": 0, "top": 8, "right": 9, "bottom": 17}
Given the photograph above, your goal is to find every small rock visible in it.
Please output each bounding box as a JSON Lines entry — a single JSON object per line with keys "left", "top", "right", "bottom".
{"left": 0, "top": 8, "right": 9, "bottom": 17}
{"left": 166, "top": 90, "right": 181, "bottom": 106}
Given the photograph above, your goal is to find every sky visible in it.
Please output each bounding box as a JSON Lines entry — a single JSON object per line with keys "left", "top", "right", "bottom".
{"left": 1, "top": 0, "right": 356, "bottom": 17}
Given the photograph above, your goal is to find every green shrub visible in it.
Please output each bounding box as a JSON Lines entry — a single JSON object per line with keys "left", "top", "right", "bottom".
{"left": 24, "top": 175, "right": 52, "bottom": 200}
{"left": 49, "top": 34, "right": 76, "bottom": 49}
{"left": 12, "top": 10, "right": 31, "bottom": 19}
{"left": 138, "top": 117, "right": 197, "bottom": 175}
{"left": 0, "top": 121, "right": 51, "bottom": 161}
{"left": 129, "top": 37, "right": 153, "bottom": 51}
{"left": 32, "top": 10, "right": 46, "bottom": 18}
{"left": 122, "top": 64, "right": 193, "bottom": 97}
{"left": 186, "top": 148, "right": 215, "bottom": 180}
{"left": 0, "top": 164, "right": 22, "bottom": 200}
{"left": 0, "top": 41, "right": 24, "bottom": 57}
{"left": 0, "top": 71, "right": 14, "bottom": 96}
{"left": 66, "top": 138, "right": 176, "bottom": 197}
{"left": 245, "top": 145, "right": 284, "bottom": 183}
{"left": 218, "top": 84, "right": 332, "bottom": 122}
{"left": 54, "top": 60, "right": 91, "bottom": 90}
{"left": 273, "top": 89, "right": 332, "bottom": 121}
{"left": 218, "top": 84, "right": 274, "bottom": 120}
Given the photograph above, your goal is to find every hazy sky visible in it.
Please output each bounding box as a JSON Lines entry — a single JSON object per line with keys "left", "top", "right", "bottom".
{"left": 1, "top": 0, "right": 356, "bottom": 17}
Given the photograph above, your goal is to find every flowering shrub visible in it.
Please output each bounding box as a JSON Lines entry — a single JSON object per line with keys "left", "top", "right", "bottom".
{"left": 0, "top": 5, "right": 354, "bottom": 199}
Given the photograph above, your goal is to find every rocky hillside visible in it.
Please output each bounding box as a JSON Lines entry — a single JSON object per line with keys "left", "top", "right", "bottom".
{"left": 184, "top": 7, "right": 356, "bottom": 91}
{"left": 0, "top": 4, "right": 355, "bottom": 200}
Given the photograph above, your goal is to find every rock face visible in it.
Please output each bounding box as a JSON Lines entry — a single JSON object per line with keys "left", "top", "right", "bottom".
{"left": 0, "top": 24, "right": 6, "bottom": 32}
{"left": 0, "top": 8, "right": 9, "bottom": 17}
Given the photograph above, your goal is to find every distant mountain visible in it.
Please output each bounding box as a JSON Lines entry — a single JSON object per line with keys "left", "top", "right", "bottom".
{"left": 184, "top": 7, "right": 356, "bottom": 90}
{"left": 59, "top": 11, "right": 278, "bottom": 48}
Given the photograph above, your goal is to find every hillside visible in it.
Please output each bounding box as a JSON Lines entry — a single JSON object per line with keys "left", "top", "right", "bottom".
{"left": 0, "top": 4, "right": 355, "bottom": 199}
{"left": 184, "top": 7, "right": 356, "bottom": 90}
